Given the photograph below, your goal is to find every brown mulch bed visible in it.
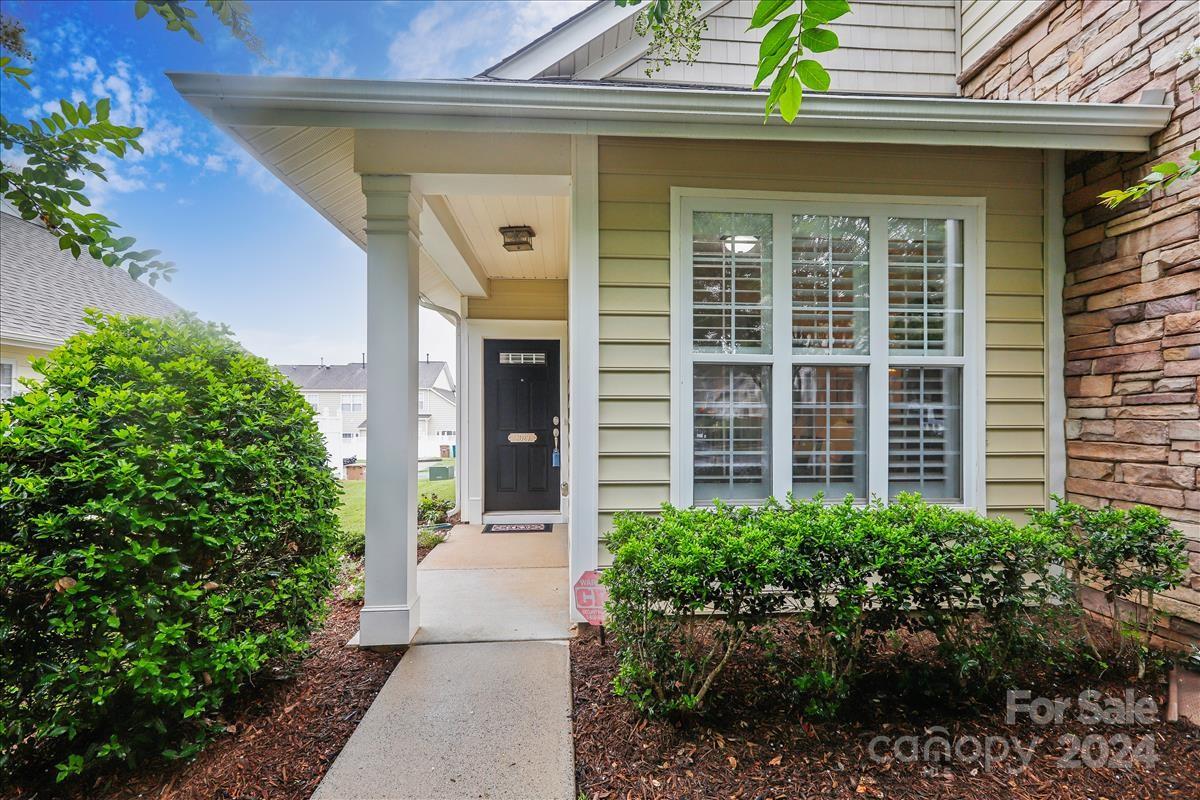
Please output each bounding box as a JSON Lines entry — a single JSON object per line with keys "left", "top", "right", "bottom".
{"left": 572, "top": 624, "right": 1200, "bottom": 800}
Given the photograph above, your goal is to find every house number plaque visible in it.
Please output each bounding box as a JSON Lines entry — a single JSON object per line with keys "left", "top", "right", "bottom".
{"left": 507, "top": 432, "right": 537, "bottom": 443}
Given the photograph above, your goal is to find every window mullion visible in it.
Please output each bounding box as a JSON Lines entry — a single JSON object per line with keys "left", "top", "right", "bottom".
{"left": 868, "top": 212, "right": 889, "bottom": 502}
{"left": 771, "top": 209, "right": 792, "bottom": 500}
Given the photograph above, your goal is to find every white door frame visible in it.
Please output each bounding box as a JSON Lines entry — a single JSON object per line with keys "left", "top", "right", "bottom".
{"left": 463, "top": 318, "right": 569, "bottom": 524}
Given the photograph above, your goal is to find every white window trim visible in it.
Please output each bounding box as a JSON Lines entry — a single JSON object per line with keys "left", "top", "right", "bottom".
{"left": 0, "top": 358, "right": 15, "bottom": 400}
{"left": 669, "top": 187, "right": 987, "bottom": 511}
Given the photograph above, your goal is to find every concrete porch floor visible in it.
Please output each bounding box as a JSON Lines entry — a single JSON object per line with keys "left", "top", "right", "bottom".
{"left": 313, "top": 523, "right": 576, "bottom": 800}
{"left": 414, "top": 523, "right": 572, "bottom": 644}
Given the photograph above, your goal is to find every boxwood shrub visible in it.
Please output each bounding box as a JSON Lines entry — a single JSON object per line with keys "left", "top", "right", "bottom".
{"left": 0, "top": 313, "right": 341, "bottom": 786}
{"left": 602, "top": 493, "right": 1184, "bottom": 720}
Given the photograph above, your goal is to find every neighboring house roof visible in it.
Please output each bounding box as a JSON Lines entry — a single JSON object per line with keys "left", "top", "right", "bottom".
{"left": 275, "top": 360, "right": 455, "bottom": 392}
{"left": 0, "top": 211, "right": 183, "bottom": 348}
{"left": 428, "top": 386, "right": 456, "bottom": 406}
{"left": 276, "top": 362, "right": 368, "bottom": 391}
{"left": 419, "top": 360, "right": 456, "bottom": 391}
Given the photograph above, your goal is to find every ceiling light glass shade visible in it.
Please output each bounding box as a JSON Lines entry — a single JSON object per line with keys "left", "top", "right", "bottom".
{"left": 499, "top": 225, "right": 535, "bottom": 252}
{"left": 720, "top": 234, "right": 759, "bottom": 254}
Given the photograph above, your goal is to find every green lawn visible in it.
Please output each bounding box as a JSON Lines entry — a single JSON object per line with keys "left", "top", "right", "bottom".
{"left": 336, "top": 472, "right": 455, "bottom": 544}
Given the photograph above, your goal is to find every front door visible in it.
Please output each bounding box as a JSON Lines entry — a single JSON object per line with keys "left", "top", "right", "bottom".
{"left": 484, "top": 339, "right": 561, "bottom": 512}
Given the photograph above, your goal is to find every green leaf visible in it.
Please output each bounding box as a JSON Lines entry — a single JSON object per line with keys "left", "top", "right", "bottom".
{"left": 1150, "top": 162, "right": 1180, "bottom": 176}
{"left": 749, "top": 0, "right": 796, "bottom": 30}
{"left": 764, "top": 60, "right": 794, "bottom": 119}
{"left": 795, "top": 59, "right": 831, "bottom": 91}
{"left": 134, "top": 0, "right": 149, "bottom": 19}
{"left": 60, "top": 100, "right": 79, "bottom": 126}
{"left": 754, "top": 45, "right": 791, "bottom": 89}
{"left": 760, "top": 14, "right": 800, "bottom": 58}
{"left": 800, "top": 27, "right": 839, "bottom": 53}
{"left": 803, "top": 0, "right": 851, "bottom": 25}
{"left": 780, "top": 75, "right": 803, "bottom": 122}
{"left": 96, "top": 98, "right": 111, "bottom": 121}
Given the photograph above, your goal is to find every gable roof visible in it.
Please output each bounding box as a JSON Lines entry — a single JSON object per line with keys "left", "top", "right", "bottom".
{"left": 481, "top": 1, "right": 641, "bottom": 81}
{"left": 276, "top": 359, "right": 454, "bottom": 392}
{"left": 418, "top": 360, "right": 451, "bottom": 390}
{"left": 276, "top": 362, "right": 368, "bottom": 391}
{"left": 0, "top": 211, "right": 183, "bottom": 348}
{"left": 427, "top": 386, "right": 456, "bottom": 405}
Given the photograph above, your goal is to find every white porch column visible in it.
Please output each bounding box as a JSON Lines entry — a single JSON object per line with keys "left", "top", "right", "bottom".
{"left": 568, "top": 135, "right": 600, "bottom": 620}
{"left": 360, "top": 174, "right": 421, "bottom": 646}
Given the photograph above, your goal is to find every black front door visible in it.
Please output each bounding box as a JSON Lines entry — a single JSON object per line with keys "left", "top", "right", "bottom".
{"left": 484, "top": 339, "right": 561, "bottom": 512}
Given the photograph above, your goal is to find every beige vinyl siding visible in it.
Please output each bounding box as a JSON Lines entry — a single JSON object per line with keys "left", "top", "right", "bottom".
{"left": 960, "top": 0, "right": 1043, "bottom": 75}
{"left": 596, "top": 136, "right": 1048, "bottom": 566}
{"left": 613, "top": 0, "right": 960, "bottom": 96}
{"left": 467, "top": 279, "right": 567, "bottom": 320}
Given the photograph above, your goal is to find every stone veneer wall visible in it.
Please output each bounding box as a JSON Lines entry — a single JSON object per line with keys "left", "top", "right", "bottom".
{"left": 962, "top": 0, "right": 1199, "bottom": 647}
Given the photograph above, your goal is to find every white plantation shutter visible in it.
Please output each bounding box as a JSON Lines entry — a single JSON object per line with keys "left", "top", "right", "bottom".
{"left": 791, "top": 365, "right": 868, "bottom": 499}
{"left": 887, "top": 367, "right": 963, "bottom": 501}
{"left": 693, "top": 364, "right": 772, "bottom": 503}
{"left": 681, "top": 197, "right": 978, "bottom": 508}
{"left": 791, "top": 215, "right": 870, "bottom": 354}
{"left": 691, "top": 212, "right": 773, "bottom": 354}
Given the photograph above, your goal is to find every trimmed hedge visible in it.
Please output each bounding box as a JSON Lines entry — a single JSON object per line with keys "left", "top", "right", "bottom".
{"left": 603, "top": 494, "right": 1186, "bottom": 719}
{"left": 0, "top": 313, "right": 341, "bottom": 785}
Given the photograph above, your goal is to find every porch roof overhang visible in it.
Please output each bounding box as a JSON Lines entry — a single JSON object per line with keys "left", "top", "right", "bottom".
{"left": 169, "top": 73, "right": 1171, "bottom": 303}
{"left": 171, "top": 73, "right": 1171, "bottom": 152}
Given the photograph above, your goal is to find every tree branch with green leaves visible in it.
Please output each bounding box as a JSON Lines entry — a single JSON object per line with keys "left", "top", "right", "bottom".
{"left": 1, "top": 1, "right": 261, "bottom": 283}
{"left": 617, "top": 0, "right": 851, "bottom": 122}
{"left": 1099, "top": 42, "right": 1198, "bottom": 210}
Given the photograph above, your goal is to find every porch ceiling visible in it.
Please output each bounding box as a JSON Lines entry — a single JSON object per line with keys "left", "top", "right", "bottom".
{"left": 224, "top": 124, "right": 569, "bottom": 293}
{"left": 442, "top": 194, "right": 568, "bottom": 280}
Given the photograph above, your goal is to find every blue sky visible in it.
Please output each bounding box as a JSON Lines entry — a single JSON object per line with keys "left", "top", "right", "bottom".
{"left": 1, "top": 0, "right": 590, "bottom": 370}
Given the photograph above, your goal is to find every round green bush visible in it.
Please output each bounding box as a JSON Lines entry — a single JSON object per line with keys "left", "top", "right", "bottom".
{"left": 0, "top": 312, "right": 341, "bottom": 786}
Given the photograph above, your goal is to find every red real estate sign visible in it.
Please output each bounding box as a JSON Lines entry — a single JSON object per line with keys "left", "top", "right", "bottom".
{"left": 573, "top": 570, "right": 608, "bottom": 626}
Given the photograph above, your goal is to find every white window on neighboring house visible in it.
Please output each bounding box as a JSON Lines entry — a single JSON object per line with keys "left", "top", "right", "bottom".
{"left": 340, "top": 393, "right": 364, "bottom": 414}
{"left": 0, "top": 362, "right": 13, "bottom": 400}
{"left": 342, "top": 432, "right": 357, "bottom": 440}
{"left": 679, "top": 195, "right": 980, "bottom": 509}
{"left": 418, "top": 391, "right": 427, "bottom": 413}
{"left": 302, "top": 392, "right": 320, "bottom": 408}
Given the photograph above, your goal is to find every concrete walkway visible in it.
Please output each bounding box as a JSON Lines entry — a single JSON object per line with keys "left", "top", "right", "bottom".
{"left": 312, "top": 525, "right": 576, "bottom": 800}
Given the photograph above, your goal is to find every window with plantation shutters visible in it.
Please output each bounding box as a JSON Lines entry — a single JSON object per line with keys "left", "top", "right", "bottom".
{"left": 678, "top": 194, "right": 980, "bottom": 508}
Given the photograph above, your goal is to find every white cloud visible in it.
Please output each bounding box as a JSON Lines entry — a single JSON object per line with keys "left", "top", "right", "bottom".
{"left": 387, "top": 0, "right": 591, "bottom": 79}
{"left": 255, "top": 28, "right": 358, "bottom": 79}
{"left": 203, "top": 154, "right": 228, "bottom": 172}
{"left": 222, "top": 142, "right": 280, "bottom": 194}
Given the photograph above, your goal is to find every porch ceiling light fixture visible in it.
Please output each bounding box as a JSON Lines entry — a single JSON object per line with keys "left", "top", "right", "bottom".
{"left": 499, "top": 225, "right": 535, "bottom": 252}
{"left": 720, "top": 234, "right": 758, "bottom": 254}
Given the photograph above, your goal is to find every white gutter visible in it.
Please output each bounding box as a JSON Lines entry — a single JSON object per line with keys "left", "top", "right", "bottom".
{"left": 169, "top": 73, "right": 1172, "bottom": 152}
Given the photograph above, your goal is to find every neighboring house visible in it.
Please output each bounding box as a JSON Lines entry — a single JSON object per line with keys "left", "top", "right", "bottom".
{"left": 275, "top": 362, "right": 368, "bottom": 479}
{"left": 172, "top": 0, "right": 1192, "bottom": 647}
{"left": 0, "top": 209, "right": 182, "bottom": 399}
{"left": 417, "top": 358, "right": 458, "bottom": 459}
{"left": 277, "top": 359, "right": 457, "bottom": 474}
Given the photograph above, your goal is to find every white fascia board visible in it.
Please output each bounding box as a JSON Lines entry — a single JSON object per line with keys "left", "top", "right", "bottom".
{"left": 169, "top": 74, "right": 1173, "bottom": 152}
{"left": 484, "top": 1, "right": 642, "bottom": 80}
{"left": 0, "top": 332, "right": 63, "bottom": 349}
{"left": 573, "top": 0, "right": 726, "bottom": 81}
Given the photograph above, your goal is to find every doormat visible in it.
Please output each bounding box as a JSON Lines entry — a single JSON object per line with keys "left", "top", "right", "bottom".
{"left": 482, "top": 523, "right": 553, "bottom": 533}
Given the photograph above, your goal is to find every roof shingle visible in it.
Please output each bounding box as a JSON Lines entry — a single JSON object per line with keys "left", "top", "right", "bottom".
{"left": 1, "top": 211, "right": 182, "bottom": 345}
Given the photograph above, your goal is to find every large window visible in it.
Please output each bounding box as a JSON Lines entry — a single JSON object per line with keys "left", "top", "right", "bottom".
{"left": 678, "top": 195, "right": 979, "bottom": 508}
{"left": 340, "top": 393, "right": 365, "bottom": 414}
